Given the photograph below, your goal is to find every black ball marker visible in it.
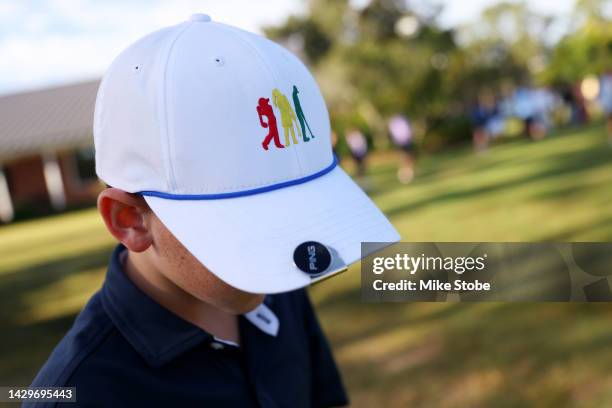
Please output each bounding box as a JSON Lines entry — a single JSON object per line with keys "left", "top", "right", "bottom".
{"left": 293, "top": 241, "right": 332, "bottom": 277}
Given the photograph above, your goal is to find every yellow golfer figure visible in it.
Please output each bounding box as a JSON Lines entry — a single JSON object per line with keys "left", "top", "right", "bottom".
{"left": 272, "top": 88, "right": 302, "bottom": 147}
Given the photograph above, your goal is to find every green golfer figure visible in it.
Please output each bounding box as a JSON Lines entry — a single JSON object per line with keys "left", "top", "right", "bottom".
{"left": 292, "top": 85, "right": 315, "bottom": 142}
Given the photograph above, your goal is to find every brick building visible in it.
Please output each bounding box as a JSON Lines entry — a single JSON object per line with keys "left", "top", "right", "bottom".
{"left": 0, "top": 80, "right": 102, "bottom": 223}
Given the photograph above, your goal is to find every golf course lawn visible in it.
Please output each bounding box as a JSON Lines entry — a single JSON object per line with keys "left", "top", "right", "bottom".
{"left": 1, "top": 122, "right": 612, "bottom": 407}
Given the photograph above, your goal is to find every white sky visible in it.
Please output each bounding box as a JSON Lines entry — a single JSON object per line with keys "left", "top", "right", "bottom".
{"left": 436, "top": 0, "right": 574, "bottom": 28}
{"left": 0, "top": 0, "right": 577, "bottom": 95}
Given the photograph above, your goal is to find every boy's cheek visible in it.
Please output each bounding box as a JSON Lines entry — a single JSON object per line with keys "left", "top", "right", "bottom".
{"left": 170, "top": 250, "right": 265, "bottom": 313}
{"left": 197, "top": 273, "right": 266, "bottom": 314}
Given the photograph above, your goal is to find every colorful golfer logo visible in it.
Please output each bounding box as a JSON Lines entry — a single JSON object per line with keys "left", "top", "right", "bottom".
{"left": 257, "top": 85, "right": 315, "bottom": 151}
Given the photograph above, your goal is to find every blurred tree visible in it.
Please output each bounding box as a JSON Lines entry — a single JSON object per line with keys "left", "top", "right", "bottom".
{"left": 358, "top": 0, "right": 405, "bottom": 40}
{"left": 456, "top": 1, "right": 554, "bottom": 92}
{"left": 542, "top": 0, "right": 612, "bottom": 84}
{"left": 267, "top": 0, "right": 462, "bottom": 149}
{"left": 264, "top": 16, "right": 331, "bottom": 64}
{"left": 264, "top": 0, "right": 611, "bottom": 152}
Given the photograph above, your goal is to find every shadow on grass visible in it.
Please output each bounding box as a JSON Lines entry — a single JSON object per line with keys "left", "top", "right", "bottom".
{"left": 316, "top": 285, "right": 476, "bottom": 347}
{"left": 316, "top": 239, "right": 612, "bottom": 406}
{"left": 383, "top": 137, "right": 612, "bottom": 219}
{"left": 0, "top": 245, "right": 114, "bottom": 385}
{"left": 542, "top": 216, "right": 612, "bottom": 241}
{"left": 325, "top": 300, "right": 612, "bottom": 407}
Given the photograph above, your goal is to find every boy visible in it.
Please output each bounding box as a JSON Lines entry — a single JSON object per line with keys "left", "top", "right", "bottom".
{"left": 27, "top": 14, "right": 399, "bottom": 407}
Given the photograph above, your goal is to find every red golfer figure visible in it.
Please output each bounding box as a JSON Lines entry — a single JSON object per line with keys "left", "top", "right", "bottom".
{"left": 257, "top": 97, "right": 284, "bottom": 150}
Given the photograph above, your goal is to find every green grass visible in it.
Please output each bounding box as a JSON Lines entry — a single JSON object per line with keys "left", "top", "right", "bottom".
{"left": 1, "top": 123, "right": 612, "bottom": 407}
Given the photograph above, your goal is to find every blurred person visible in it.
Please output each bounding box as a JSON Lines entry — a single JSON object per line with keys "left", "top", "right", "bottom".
{"left": 345, "top": 128, "right": 369, "bottom": 179}
{"left": 573, "top": 82, "right": 590, "bottom": 124}
{"left": 470, "top": 102, "right": 492, "bottom": 152}
{"left": 513, "top": 87, "right": 547, "bottom": 140}
{"left": 561, "top": 84, "right": 588, "bottom": 125}
{"left": 485, "top": 110, "right": 506, "bottom": 140}
{"left": 537, "top": 88, "right": 562, "bottom": 130}
{"left": 561, "top": 86, "right": 577, "bottom": 124}
{"left": 600, "top": 71, "right": 612, "bottom": 146}
{"left": 471, "top": 90, "right": 504, "bottom": 151}
{"left": 388, "top": 114, "right": 416, "bottom": 184}
{"left": 26, "top": 14, "right": 401, "bottom": 407}
{"left": 531, "top": 87, "right": 556, "bottom": 139}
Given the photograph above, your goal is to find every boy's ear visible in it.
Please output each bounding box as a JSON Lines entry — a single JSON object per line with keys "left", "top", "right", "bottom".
{"left": 97, "top": 188, "right": 153, "bottom": 252}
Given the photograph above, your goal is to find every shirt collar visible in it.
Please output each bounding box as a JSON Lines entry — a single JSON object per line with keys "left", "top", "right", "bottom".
{"left": 100, "top": 245, "right": 281, "bottom": 367}
{"left": 101, "top": 245, "right": 212, "bottom": 367}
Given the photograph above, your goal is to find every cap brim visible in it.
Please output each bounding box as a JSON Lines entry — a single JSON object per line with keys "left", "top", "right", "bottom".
{"left": 144, "top": 166, "right": 400, "bottom": 294}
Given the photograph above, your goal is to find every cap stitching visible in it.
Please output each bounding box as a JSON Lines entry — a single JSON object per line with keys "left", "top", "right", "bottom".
{"left": 162, "top": 22, "right": 192, "bottom": 191}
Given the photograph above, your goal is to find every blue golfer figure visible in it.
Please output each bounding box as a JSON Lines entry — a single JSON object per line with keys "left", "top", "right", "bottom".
{"left": 292, "top": 85, "right": 315, "bottom": 142}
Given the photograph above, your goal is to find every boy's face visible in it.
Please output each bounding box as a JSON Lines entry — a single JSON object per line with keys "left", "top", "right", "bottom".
{"left": 98, "top": 188, "right": 265, "bottom": 315}
{"left": 146, "top": 210, "right": 266, "bottom": 314}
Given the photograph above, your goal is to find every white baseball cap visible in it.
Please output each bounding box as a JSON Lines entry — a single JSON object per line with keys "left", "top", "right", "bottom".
{"left": 94, "top": 14, "right": 400, "bottom": 294}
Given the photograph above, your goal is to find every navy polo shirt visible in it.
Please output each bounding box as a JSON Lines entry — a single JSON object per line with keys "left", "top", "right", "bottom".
{"left": 27, "top": 245, "right": 348, "bottom": 407}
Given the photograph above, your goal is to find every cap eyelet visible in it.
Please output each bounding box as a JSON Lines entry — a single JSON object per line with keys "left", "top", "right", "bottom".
{"left": 213, "top": 56, "right": 225, "bottom": 66}
{"left": 132, "top": 65, "right": 142, "bottom": 74}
